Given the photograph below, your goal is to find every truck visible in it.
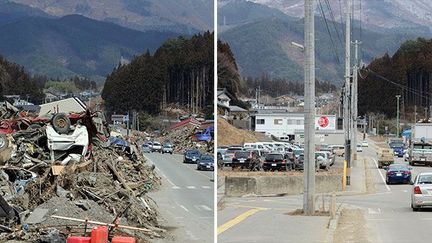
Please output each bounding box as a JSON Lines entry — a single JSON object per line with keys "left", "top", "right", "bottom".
{"left": 408, "top": 123, "right": 432, "bottom": 166}
{"left": 377, "top": 147, "right": 394, "bottom": 168}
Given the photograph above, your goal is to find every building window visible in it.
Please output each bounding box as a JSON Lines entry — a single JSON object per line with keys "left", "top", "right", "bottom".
{"left": 287, "top": 119, "right": 293, "bottom": 125}
{"left": 257, "top": 119, "right": 265, "bottom": 124}
{"left": 296, "top": 119, "right": 302, "bottom": 125}
{"left": 274, "top": 119, "right": 283, "bottom": 125}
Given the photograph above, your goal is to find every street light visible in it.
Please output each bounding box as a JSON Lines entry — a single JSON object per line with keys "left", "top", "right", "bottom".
{"left": 396, "top": 95, "right": 401, "bottom": 138}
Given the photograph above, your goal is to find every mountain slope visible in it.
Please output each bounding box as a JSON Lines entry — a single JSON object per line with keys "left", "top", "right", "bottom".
{"left": 220, "top": 16, "right": 427, "bottom": 82}
{"left": 10, "top": 0, "right": 213, "bottom": 33}
{"left": 0, "top": 14, "right": 180, "bottom": 81}
{"left": 0, "top": 0, "right": 51, "bottom": 25}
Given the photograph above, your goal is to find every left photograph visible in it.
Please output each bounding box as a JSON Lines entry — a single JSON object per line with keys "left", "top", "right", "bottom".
{"left": 0, "top": 1, "right": 214, "bottom": 243}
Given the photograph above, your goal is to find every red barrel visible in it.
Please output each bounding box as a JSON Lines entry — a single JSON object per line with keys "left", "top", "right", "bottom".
{"left": 111, "top": 236, "right": 136, "bottom": 243}
{"left": 66, "top": 236, "right": 91, "bottom": 243}
{"left": 90, "top": 226, "right": 108, "bottom": 243}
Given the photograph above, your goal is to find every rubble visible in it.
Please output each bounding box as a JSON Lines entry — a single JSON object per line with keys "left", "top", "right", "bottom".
{"left": 159, "top": 125, "right": 214, "bottom": 155}
{"left": 0, "top": 105, "right": 164, "bottom": 242}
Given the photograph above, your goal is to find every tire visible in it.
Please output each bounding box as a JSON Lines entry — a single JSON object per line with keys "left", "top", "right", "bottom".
{"left": 51, "top": 113, "right": 71, "bottom": 134}
{"left": 0, "top": 134, "right": 8, "bottom": 152}
{"left": 412, "top": 203, "right": 419, "bottom": 211}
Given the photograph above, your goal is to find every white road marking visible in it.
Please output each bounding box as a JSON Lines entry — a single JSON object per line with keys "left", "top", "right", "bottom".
{"left": 172, "top": 186, "right": 181, "bottom": 189}
{"left": 371, "top": 158, "right": 391, "bottom": 192}
{"left": 198, "top": 205, "right": 212, "bottom": 211}
{"left": 166, "top": 178, "right": 176, "bottom": 187}
{"left": 201, "top": 186, "right": 211, "bottom": 189}
{"left": 180, "top": 205, "right": 189, "bottom": 212}
{"left": 368, "top": 208, "right": 381, "bottom": 215}
{"left": 187, "top": 186, "right": 196, "bottom": 189}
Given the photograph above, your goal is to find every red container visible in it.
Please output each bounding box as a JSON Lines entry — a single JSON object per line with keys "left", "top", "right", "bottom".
{"left": 90, "top": 226, "right": 108, "bottom": 243}
{"left": 67, "top": 236, "right": 91, "bottom": 243}
{"left": 111, "top": 236, "right": 136, "bottom": 243}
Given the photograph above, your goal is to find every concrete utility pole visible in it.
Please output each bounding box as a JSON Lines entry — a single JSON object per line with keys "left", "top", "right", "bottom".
{"left": 303, "top": 0, "right": 315, "bottom": 215}
{"left": 396, "top": 95, "right": 401, "bottom": 138}
{"left": 351, "top": 40, "right": 360, "bottom": 161}
{"left": 414, "top": 105, "right": 417, "bottom": 123}
{"left": 126, "top": 111, "right": 130, "bottom": 137}
{"left": 344, "top": 0, "right": 352, "bottom": 185}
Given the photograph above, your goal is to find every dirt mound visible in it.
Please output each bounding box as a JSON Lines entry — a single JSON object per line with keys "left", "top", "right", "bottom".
{"left": 217, "top": 119, "right": 260, "bottom": 146}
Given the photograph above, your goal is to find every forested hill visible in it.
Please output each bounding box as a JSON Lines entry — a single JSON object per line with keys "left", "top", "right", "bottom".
{"left": 102, "top": 32, "right": 214, "bottom": 116}
{"left": 0, "top": 56, "right": 44, "bottom": 103}
{"left": 359, "top": 38, "right": 432, "bottom": 117}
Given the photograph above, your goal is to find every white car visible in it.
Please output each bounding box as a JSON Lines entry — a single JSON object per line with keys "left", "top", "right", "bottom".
{"left": 361, "top": 141, "right": 369, "bottom": 147}
{"left": 357, "top": 144, "right": 363, "bottom": 152}
{"left": 411, "top": 172, "right": 432, "bottom": 211}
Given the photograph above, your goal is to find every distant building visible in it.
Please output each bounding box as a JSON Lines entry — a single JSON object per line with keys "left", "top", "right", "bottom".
{"left": 170, "top": 117, "right": 201, "bottom": 130}
{"left": 250, "top": 109, "right": 340, "bottom": 141}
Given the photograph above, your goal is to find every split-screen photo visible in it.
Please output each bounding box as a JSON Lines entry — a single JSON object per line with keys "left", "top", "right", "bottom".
{"left": 0, "top": 0, "right": 430, "bottom": 242}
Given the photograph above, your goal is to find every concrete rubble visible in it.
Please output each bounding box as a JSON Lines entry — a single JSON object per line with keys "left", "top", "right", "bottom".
{"left": 0, "top": 103, "right": 164, "bottom": 242}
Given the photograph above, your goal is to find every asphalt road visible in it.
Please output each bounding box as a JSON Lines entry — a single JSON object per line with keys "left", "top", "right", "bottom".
{"left": 144, "top": 152, "right": 214, "bottom": 243}
{"left": 338, "top": 141, "right": 432, "bottom": 243}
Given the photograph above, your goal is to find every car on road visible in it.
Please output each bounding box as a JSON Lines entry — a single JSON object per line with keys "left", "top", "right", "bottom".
{"left": 385, "top": 164, "right": 411, "bottom": 184}
{"left": 152, "top": 142, "right": 162, "bottom": 153}
{"left": 377, "top": 147, "right": 394, "bottom": 168}
{"left": 357, "top": 144, "right": 363, "bottom": 152}
{"left": 161, "top": 143, "right": 174, "bottom": 154}
{"left": 183, "top": 150, "right": 201, "bottom": 163}
{"left": 361, "top": 141, "right": 369, "bottom": 147}
{"left": 263, "top": 153, "right": 293, "bottom": 171}
{"left": 142, "top": 143, "right": 151, "bottom": 153}
{"left": 411, "top": 172, "right": 432, "bottom": 211}
{"left": 197, "top": 154, "right": 214, "bottom": 171}
{"left": 389, "top": 141, "right": 405, "bottom": 157}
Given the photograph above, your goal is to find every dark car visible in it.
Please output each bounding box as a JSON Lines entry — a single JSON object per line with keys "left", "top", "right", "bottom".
{"left": 183, "top": 150, "right": 201, "bottom": 163}
{"left": 389, "top": 141, "right": 405, "bottom": 157}
{"left": 223, "top": 147, "right": 244, "bottom": 167}
{"left": 197, "top": 154, "right": 214, "bottom": 171}
{"left": 231, "top": 150, "right": 254, "bottom": 169}
{"left": 386, "top": 164, "right": 412, "bottom": 184}
{"left": 263, "top": 153, "right": 293, "bottom": 171}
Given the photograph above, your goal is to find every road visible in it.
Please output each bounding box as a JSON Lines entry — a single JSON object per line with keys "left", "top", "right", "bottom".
{"left": 144, "top": 152, "right": 214, "bottom": 243}
{"left": 337, "top": 141, "right": 432, "bottom": 243}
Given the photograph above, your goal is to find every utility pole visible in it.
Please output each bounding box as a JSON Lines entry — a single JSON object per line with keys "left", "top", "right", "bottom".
{"left": 425, "top": 107, "right": 428, "bottom": 121}
{"left": 126, "top": 111, "right": 130, "bottom": 137}
{"left": 303, "top": 0, "right": 315, "bottom": 215}
{"left": 396, "top": 95, "right": 401, "bottom": 138}
{"left": 351, "top": 40, "right": 360, "bottom": 161}
{"left": 344, "top": 0, "right": 352, "bottom": 185}
{"left": 414, "top": 105, "right": 417, "bottom": 123}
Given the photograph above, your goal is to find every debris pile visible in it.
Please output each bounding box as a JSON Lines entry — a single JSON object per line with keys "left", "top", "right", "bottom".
{"left": 160, "top": 125, "right": 214, "bottom": 154}
{"left": 0, "top": 105, "right": 163, "bottom": 242}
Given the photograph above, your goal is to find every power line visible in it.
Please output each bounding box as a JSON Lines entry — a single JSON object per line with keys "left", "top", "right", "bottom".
{"left": 338, "top": 0, "right": 345, "bottom": 37}
{"left": 324, "top": 0, "right": 343, "bottom": 49}
{"left": 318, "top": 0, "right": 340, "bottom": 64}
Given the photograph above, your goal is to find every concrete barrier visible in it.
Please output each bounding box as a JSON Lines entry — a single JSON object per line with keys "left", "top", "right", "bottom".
{"left": 225, "top": 173, "right": 343, "bottom": 197}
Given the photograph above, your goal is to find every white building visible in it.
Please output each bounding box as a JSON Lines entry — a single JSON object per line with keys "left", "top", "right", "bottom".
{"left": 251, "top": 109, "right": 341, "bottom": 141}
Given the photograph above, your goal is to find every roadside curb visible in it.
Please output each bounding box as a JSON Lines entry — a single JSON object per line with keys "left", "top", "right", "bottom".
{"left": 326, "top": 203, "right": 344, "bottom": 243}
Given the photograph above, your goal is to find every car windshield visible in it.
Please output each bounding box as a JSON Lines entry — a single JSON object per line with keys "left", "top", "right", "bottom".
{"left": 293, "top": 149, "right": 304, "bottom": 155}
{"left": 390, "top": 142, "right": 404, "bottom": 148}
{"left": 143, "top": 144, "right": 149, "bottom": 148}
{"left": 315, "top": 153, "right": 325, "bottom": 158}
{"left": 265, "top": 154, "right": 283, "bottom": 160}
{"left": 226, "top": 149, "right": 241, "bottom": 154}
{"left": 235, "top": 151, "right": 250, "bottom": 158}
{"left": 418, "top": 175, "right": 432, "bottom": 184}
{"left": 153, "top": 142, "right": 161, "bottom": 146}
{"left": 200, "top": 155, "right": 214, "bottom": 162}
{"left": 163, "top": 144, "right": 172, "bottom": 148}
{"left": 388, "top": 164, "right": 407, "bottom": 171}
{"left": 186, "top": 150, "right": 200, "bottom": 155}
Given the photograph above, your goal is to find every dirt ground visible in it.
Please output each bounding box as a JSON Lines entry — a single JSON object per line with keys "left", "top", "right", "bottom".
{"left": 217, "top": 119, "right": 260, "bottom": 146}
{"left": 333, "top": 207, "right": 374, "bottom": 243}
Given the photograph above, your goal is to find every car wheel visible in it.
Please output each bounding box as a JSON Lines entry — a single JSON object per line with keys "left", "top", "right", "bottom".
{"left": 412, "top": 203, "right": 419, "bottom": 211}
{"left": 51, "top": 113, "right": 71, "bottom": 134}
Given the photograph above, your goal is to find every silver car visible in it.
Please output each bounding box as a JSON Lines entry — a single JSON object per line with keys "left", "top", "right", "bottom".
{"left": 411, "top": 172, "right": 432, "bottom": 211}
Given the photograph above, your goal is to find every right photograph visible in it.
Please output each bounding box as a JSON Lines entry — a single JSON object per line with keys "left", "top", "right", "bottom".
{"left": 217, "top": 0, "right": 432, "bottom": 242}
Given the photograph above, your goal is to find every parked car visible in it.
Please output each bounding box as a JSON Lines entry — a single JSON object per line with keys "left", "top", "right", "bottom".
{"left": 223, "top": 147, "right": 244, "bottom": 166}
{"left": 293, "top": 148, "right": 304, "bottom": 159}
{"left": 295, "top": 154, "right": 304, "bottom": 170}
{"left": 361, "top": 141, "right": 369, "bottom": 147}
{"left": 411, "top": 172, "right": 432, "bottom": 211}
{"left": 161, "top": 143, "right": 174, "bottom": 154}
{"left": 320, "top": 150, "right": 335, "bottom": 166}
{"left": 385, "top": 164, "right": 411, "bottom": 184}
{"left": 357, "top": 144, "right": 363, "bottom": 152}
{"left": 232, "top": 150, "right": 255, "bottom": 169}
{"left": 332, "top": 145, "right": 345, "bottom": 157}
{"left": 151, "top": 142, "right": 162, "bottom": 152}
{"left": 142, "top": 143, "right": 151, "bottom": 153}
{"left": 315, "top": 151, "right": 330, "bottom": 170}
{"left": 197, "top": 154, "right": 214, "bottom": 171}
{"left": 183, "top": 150, "right": 201, "bottom": 163}
{"left": 263, "top": 153, "right": 293, "bottom": 171}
